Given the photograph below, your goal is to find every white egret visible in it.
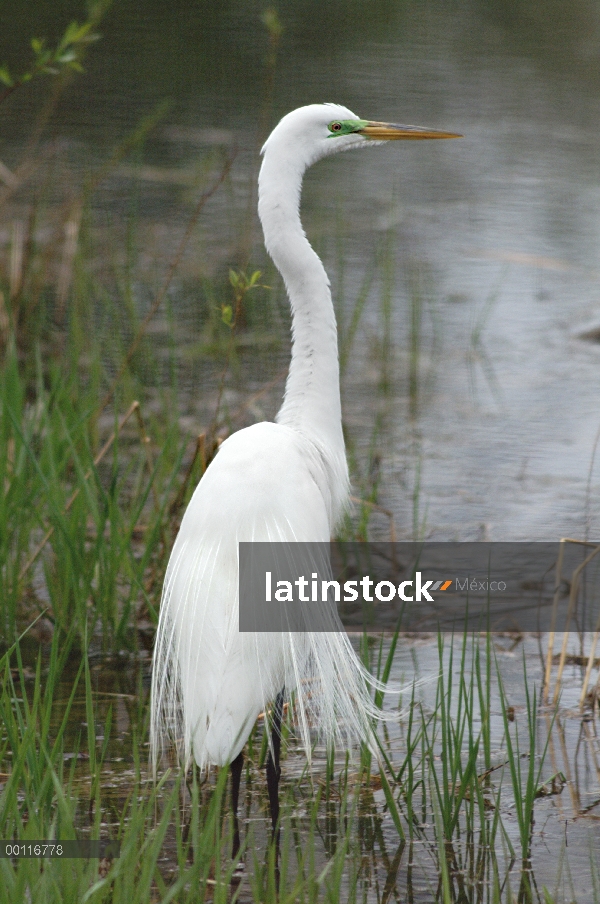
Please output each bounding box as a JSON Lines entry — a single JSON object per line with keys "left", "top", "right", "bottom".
{"left": 150, "top": 103, "right": 460, "bottom": 856}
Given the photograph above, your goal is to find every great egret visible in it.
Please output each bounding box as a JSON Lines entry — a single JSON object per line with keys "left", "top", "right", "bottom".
{"left": 150, "top": 103, "right": 460, "bottom": 857}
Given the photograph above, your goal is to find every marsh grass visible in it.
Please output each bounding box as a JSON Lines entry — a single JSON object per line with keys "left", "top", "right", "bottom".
{"left": 5, "top": 624, "right": 597, "bottom": 903}
{"left": 1, "top": 78, "right": 599, "bottom": 904}
{"left": 0, "top": 337, "right": 179, "bottom": 647}
{"left": 3, "top": 319, "right": 599, "bottom": 898}
{"left": 2, "top": 282, "right": 599, "bottom": 900}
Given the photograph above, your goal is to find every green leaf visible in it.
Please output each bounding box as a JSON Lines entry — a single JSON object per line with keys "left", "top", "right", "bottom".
{"left": 68, "top": 21, "right": 96, "bottom": 44}
{"left": 0, "top": 66, "right": 13, "bottom": 87}
{"left": 221, "top": 304, "right": 233, "bottom": 326}
{"left": 379, "top": 768, "right": 405, "bottom": 839}
{"left": 62, "top": 21, "right": 80, "bottom": 44}
{"left": 261, "top": 8, "right": 283, "bottom": 39}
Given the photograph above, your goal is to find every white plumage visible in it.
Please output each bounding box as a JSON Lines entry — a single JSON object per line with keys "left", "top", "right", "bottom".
{"left": 150, "top": 103, "right": 459, "bottom": 780}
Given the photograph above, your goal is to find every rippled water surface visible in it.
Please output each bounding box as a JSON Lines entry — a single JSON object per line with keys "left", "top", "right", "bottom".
{"left": 3, "top": 1, "right": 600, "bottom": 898}
{"left": 34, "top": 632, "right": 599, "bottom": 902}
{"left": 3, "top": 0, "right": 600, "bottom": 540}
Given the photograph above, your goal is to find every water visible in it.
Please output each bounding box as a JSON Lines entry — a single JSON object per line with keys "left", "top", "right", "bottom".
{"left": 3, "top": 0, "right": 600, "bottom": 541}
{"left": 2, "top": 1, "right": 600, "bottom": 897}
{"left": 35, "top": 634, "right": 600, "bottom": 901}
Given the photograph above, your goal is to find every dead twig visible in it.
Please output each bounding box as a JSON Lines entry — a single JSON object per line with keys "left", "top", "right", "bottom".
{"left": 133, "top": 401, "right": 159, "bottom": 510}
{"left": 55, "top": 199, "right": 84, "bottom": 319}
{"left": 580, "top": 620, "right": 600, "bottom": 710}
{"left": 544, "top": 538, "right": 600, "bottom": 706}
{"left": 168, "top": 433, "right": 206, "bottom": 519}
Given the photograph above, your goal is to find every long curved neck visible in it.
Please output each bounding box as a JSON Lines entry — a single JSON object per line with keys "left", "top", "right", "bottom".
{"left": 258, "top": 151, "right": 345, "bottom": 463}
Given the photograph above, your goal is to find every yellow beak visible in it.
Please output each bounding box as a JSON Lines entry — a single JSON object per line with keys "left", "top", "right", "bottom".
{"left": 359, "top": 122, "right": 462, "bottom": 140}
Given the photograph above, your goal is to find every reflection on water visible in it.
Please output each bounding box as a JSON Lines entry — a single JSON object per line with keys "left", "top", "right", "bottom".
{"left": 2, "top": 1, "right": 600, "bottom": 541}
{"left": 28, "top": 633, "right": 599, "bottom": 901}
{"left": 2, "top": 2, "right": 600, "bottom": 897}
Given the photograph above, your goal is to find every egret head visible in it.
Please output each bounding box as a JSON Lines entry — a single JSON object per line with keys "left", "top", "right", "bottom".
{"left": 261, "top": 102, "right": 461, "bottom": 171}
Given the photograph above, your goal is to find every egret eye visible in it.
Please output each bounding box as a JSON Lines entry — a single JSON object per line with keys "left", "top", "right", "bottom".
{"left": 329, "top": 121, "right": 343, "bottom": 133}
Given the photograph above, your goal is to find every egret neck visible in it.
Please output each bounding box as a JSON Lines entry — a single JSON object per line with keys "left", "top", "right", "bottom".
{"left": 258, "top": 145, "right": 345, "bottom": 468}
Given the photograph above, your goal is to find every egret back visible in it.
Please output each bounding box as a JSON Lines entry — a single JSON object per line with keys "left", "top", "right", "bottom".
{"left": 150, "top": 422, "right": 386, "bottom": 771}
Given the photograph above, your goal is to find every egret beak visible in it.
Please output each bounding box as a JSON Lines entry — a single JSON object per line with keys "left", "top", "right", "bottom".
{"left": 359, "top": 122, "right": 462, "bottom": 140}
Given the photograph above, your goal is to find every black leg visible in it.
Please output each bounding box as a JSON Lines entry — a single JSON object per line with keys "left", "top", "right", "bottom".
{"left": 266, "top": 690, "right": 284, "bottom": 845}
{"left": 230, "top": 750, "right": 244, "bottom": 860}
{"left": 266, "top": 690, "right": 284, "bottom": 894}
{"left": 181, "top": 764, "right": 195, "bottom": 845}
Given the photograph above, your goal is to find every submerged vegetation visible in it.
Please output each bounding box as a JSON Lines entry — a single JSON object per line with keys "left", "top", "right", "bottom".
{"left": 1, "top": 625, "right": 599, "bottom": 903}
{"left": 1, "top": 6, "right": 599, "bottom": 903}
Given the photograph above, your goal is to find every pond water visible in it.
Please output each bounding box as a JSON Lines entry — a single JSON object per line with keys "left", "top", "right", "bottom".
{"left": 36, "top": 633, "right": 599, "bottom": 902}
{"left": 2, "top": 1, "right": 600, "bottom": 899}
{"left": 2, "top": 0, "right": 600, "bottom": 542}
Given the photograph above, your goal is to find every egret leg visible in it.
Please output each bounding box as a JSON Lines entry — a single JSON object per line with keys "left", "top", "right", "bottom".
{"left": 266, "top": 690, "right": 284, "bottom": 845}
{"left": 230, "top": 750, "right": 244, "bottom": 860}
